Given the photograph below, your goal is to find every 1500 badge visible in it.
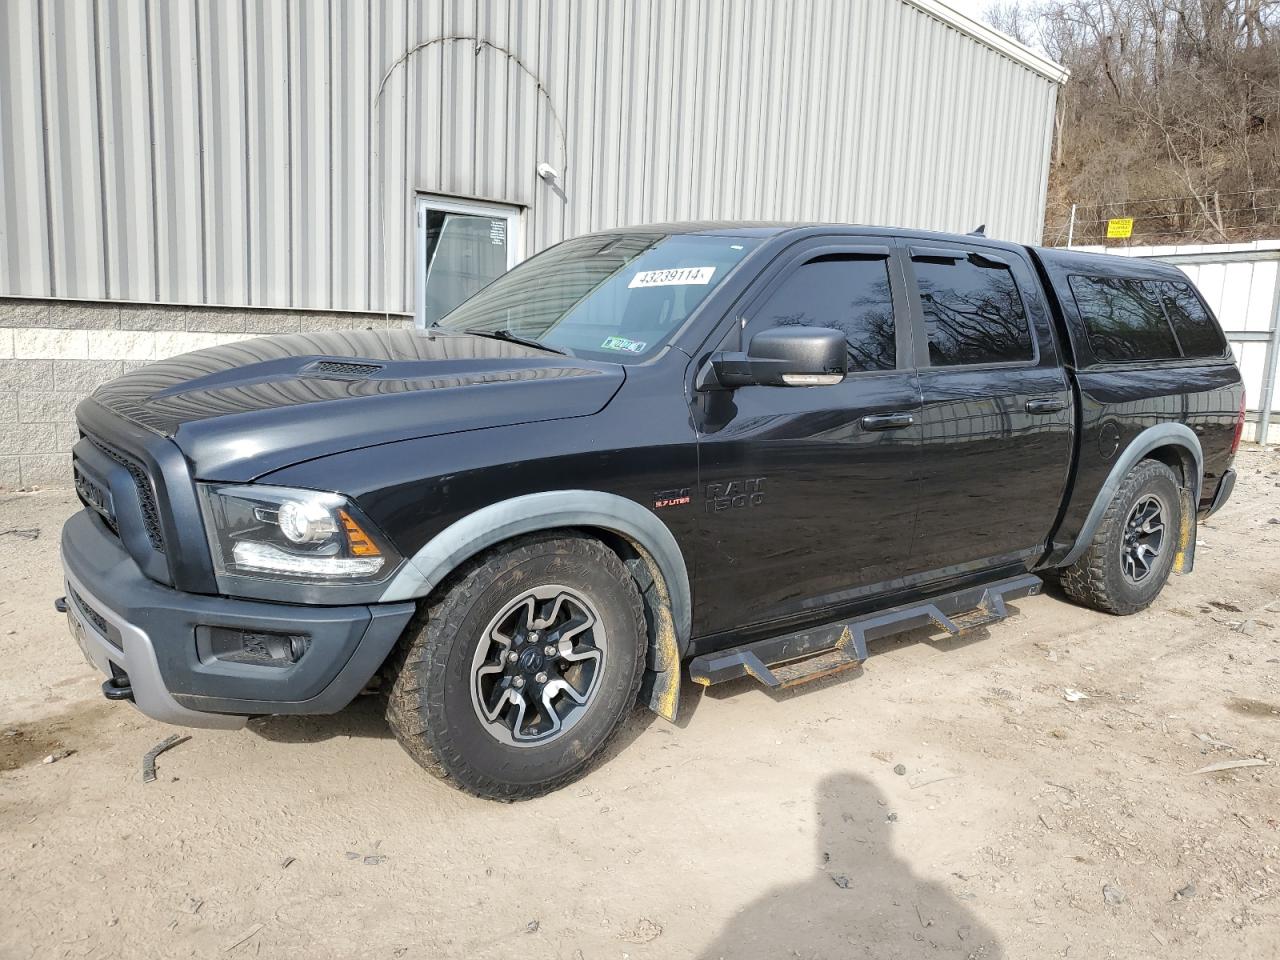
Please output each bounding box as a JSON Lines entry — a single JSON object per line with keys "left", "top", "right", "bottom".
{"left": 705, "top": 478, "right": 766, "bottom": 513}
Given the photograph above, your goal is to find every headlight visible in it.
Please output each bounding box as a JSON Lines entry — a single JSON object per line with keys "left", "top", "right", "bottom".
{"left": 197, "top": 484, "right": 402, "bottom": 585}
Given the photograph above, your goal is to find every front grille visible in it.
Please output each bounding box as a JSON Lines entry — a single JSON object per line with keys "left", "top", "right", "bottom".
{"left": 89, "top": 438, "right": 166, "bottom": 553}
{"left": 69, "top": 587, "right": 119, "bottom": 649}
{"left": 308, "top": 360, "right": 383, "bottom": 378}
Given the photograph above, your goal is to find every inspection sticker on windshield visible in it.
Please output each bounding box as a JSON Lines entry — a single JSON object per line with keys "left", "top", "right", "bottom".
{"left": 600, "top": 336, "right": 648, "bottom": 354}
{"left": 628, "top": 266, "right": 716, "bottom": 288}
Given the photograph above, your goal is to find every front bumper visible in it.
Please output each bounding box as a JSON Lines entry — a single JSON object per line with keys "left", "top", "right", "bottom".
{"left": 60, "top": 510, "right": 416, "bottom": 729}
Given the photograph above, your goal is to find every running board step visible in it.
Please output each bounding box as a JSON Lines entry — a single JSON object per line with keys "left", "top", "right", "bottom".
{"left": 689, "top": 573, "right": 1042, "bottom": 690}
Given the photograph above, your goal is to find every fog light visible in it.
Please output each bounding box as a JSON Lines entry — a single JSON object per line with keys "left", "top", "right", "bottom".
{"left": 199, "top": 626, "right": 310, "bottom": 668}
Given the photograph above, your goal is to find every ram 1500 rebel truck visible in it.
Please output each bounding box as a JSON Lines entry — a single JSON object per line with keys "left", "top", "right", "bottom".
{"left": 58, "top": 223, "right": 1244, "bottom": 799}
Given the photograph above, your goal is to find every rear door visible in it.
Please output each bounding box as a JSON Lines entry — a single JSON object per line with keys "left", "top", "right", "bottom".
{"left": 691, "top": 238, "right": 923, "bottom": 637}
{"left": 903, "top": 240, "right": 1074, "bottom": 577}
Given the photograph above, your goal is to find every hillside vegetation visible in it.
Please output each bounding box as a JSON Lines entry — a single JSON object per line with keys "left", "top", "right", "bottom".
{"left": 986, "top": 0, "right": 1280, "bottom": 245}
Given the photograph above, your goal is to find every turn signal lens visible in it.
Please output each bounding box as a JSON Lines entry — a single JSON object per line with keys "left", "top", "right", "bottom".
{"left": 781, "top": 373, "right": 845, "bottom": 386}
{"left": 340, "top": 510, "right": 382, "bottom": 557}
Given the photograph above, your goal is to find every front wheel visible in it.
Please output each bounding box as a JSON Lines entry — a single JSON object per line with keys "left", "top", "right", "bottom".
{"left": 384, "top": 534, "right": 647, "bottom": 800}
{"left": 1059, "top": 459, "right": 1182, "bottom": 615}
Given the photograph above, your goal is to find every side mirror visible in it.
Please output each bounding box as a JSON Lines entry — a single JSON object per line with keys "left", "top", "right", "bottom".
{"left": 699, "top": 326, "right": 848, "bottom": 389}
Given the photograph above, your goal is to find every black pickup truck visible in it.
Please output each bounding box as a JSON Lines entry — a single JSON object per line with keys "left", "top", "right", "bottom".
{"left": 58, "top": 223, "right": 1244, "bottom": 799}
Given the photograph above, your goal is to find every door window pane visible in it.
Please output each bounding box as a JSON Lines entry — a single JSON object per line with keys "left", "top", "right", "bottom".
{"left": 1069, "top": 275, "right": 1181, "bottom": 362}
{"left": 746, "top": 256, "right": 897, "bottom": 372}
{"left": 422, "top": 211, "right": 510, "bottom": 326}
{"left": 914, "top": 255, "right": 1034, "bottom": 366}
{"left": 1159, "top": 281, "right": 1227, "bottom": 358}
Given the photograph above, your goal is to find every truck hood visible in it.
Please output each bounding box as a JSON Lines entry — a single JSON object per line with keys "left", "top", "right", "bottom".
{"left": 85, "top": 329, "right": 625, "bottom": 481}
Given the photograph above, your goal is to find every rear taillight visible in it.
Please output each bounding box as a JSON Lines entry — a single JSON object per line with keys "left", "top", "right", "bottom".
{"left": 1231, "top": 390, "right": 1246, "bottom": 454}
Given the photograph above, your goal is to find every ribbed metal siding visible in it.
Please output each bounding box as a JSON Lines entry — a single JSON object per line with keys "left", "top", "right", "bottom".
{"left": 0, "top": 0, "right": 1061, "bottom": 315}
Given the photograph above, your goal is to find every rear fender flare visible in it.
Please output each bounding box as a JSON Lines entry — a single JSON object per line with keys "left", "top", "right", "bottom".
{"left": 378, "top": 489, "right": 692, "bottom": 665}
{"left": 1061, "top": 423, "right": 1203, "bottom": 568}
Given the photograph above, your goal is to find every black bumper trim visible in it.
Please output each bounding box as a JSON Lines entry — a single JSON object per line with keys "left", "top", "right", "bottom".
{"left": 1201, "top": 468, "right": 1236, "bottom": 518}
{"left": 172, "top": 602, "right": 414, "bottom": 716}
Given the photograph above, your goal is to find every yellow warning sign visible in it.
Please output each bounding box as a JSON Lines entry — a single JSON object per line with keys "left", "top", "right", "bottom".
{"left": 1106, "top": 217, "right": 1134, "bottom": 239}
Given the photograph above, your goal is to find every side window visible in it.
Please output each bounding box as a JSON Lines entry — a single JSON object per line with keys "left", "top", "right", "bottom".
{"left": 745, "top": 255, "right": 897, "bottom": 372}
{"left": 1068, "top": 276, "right": 1181, "bottom": 363}
{"left": 912, "top": 254, "right": 1034, "bottom": 366}
{"left": 1159, "top": 281, "right": 1227, "bottom": 358}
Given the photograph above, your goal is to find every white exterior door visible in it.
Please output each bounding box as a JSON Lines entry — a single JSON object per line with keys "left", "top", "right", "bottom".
{"left": 415, "top": 196, "right": 521, "bottom": 327}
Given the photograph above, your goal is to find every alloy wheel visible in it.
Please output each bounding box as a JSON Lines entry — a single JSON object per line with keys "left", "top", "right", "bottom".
{"left": 1121, "top": 494, "right": 1166, "bottom": 584}
{"left": 469, "top": 584, "right": 607, "bottom": 747}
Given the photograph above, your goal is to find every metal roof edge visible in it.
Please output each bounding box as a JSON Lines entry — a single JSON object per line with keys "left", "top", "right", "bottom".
{"left": 903, "top": 0, "right": 1071, "bottom": 85}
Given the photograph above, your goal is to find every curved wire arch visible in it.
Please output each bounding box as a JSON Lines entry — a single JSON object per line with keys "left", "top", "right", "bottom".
{"left": 370, "top": 35, "right": 569, "bottom": 323}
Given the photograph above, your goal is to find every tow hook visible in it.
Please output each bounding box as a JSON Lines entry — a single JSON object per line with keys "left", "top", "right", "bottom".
{"left": 54, "top": 596, "right": 68, "bottom": 613}
{"left": 102, "top": 676, "right": 134, "bottom": 703}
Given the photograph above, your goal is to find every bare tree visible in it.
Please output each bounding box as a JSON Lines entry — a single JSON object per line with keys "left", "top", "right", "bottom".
{"left": 984, "top": 1, "right": 1037, "bottom": 42}
{"left": 986, "top": 0, "right": 1280, "bottom": 244}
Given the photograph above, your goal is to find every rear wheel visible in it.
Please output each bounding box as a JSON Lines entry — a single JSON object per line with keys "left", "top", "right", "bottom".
{"left": 384, "top": 534, "right": 647, "bottom": 800}
{"left": 1059, "top": 459, "right": 1182, "bottom": 615}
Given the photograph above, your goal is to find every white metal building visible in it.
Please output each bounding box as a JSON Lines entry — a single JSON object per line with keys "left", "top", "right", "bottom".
{"left": 0, "top": 0, "right": 1065, "bottom": 486}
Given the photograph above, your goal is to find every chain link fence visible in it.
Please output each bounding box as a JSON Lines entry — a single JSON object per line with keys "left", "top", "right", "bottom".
{"left": 1047, "top": 188, "right": 1280, "bottom": 248}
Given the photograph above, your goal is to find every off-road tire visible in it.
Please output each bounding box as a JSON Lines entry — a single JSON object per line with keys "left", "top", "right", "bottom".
{"left": 383, "top": 533, "right": 647, "bottom": 801}
{"left": 1059, "top": 459, "right": 1182, "bottom": 615}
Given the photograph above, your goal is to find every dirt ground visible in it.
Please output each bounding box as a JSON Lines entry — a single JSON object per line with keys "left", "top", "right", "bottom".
{"left": 1, "top": 449, "right": 1278, "bottom": 960}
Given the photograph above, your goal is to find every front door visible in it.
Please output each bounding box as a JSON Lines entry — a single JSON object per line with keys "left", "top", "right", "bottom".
{"left": 903, "top": 240, "right": 1074, "bottom": 576}
{"left": 691, "top": 239, "right": 923, "bottom": 639}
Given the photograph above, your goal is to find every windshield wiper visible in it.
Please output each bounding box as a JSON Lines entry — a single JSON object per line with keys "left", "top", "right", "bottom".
{"left": 458, "top": 327, "right": 568, "bottom": 356}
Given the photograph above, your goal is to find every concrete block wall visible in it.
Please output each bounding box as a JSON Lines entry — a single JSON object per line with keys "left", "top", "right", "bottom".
{"left": 0, "top": 299, "right": 411, "bottom": 489}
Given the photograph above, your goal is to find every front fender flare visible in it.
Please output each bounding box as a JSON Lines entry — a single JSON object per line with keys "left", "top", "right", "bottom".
{"left": 378, "top": 490, "right": 692, "bottom": 691}
{"left": 1060, "top": 422, "right": 1203, "bottom": 569}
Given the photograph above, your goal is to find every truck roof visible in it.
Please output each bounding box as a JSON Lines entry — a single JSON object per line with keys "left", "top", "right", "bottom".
{"left": 594, "top": 220, "right": 1021, "bottom": 243}
{"left": 590, "top": 221, "right": 1195, "bottom": 283}
{"left": 1029, "top": 244, "right": 1192, "bottom": 283}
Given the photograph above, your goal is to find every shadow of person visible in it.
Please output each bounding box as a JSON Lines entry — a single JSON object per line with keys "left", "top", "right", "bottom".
{"left": 699, "top": 772, "right": 1003, "bottom": 959}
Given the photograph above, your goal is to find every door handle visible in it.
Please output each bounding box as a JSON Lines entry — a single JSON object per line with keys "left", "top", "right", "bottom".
{"left": 859, "top": 412, "right": 915, "bottom": 431}
{"left": 1025, "top": 397, "right": 1067, "bottom": 415}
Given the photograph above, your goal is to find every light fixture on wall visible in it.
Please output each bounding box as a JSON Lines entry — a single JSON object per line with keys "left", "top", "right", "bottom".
{"left": 536, "top": 161, "right": 561, "bottom": 185}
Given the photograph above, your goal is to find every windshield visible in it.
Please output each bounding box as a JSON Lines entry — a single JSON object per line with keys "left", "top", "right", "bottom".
{"left": 432, "top": 233, "right": 760, "bottom": 361}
